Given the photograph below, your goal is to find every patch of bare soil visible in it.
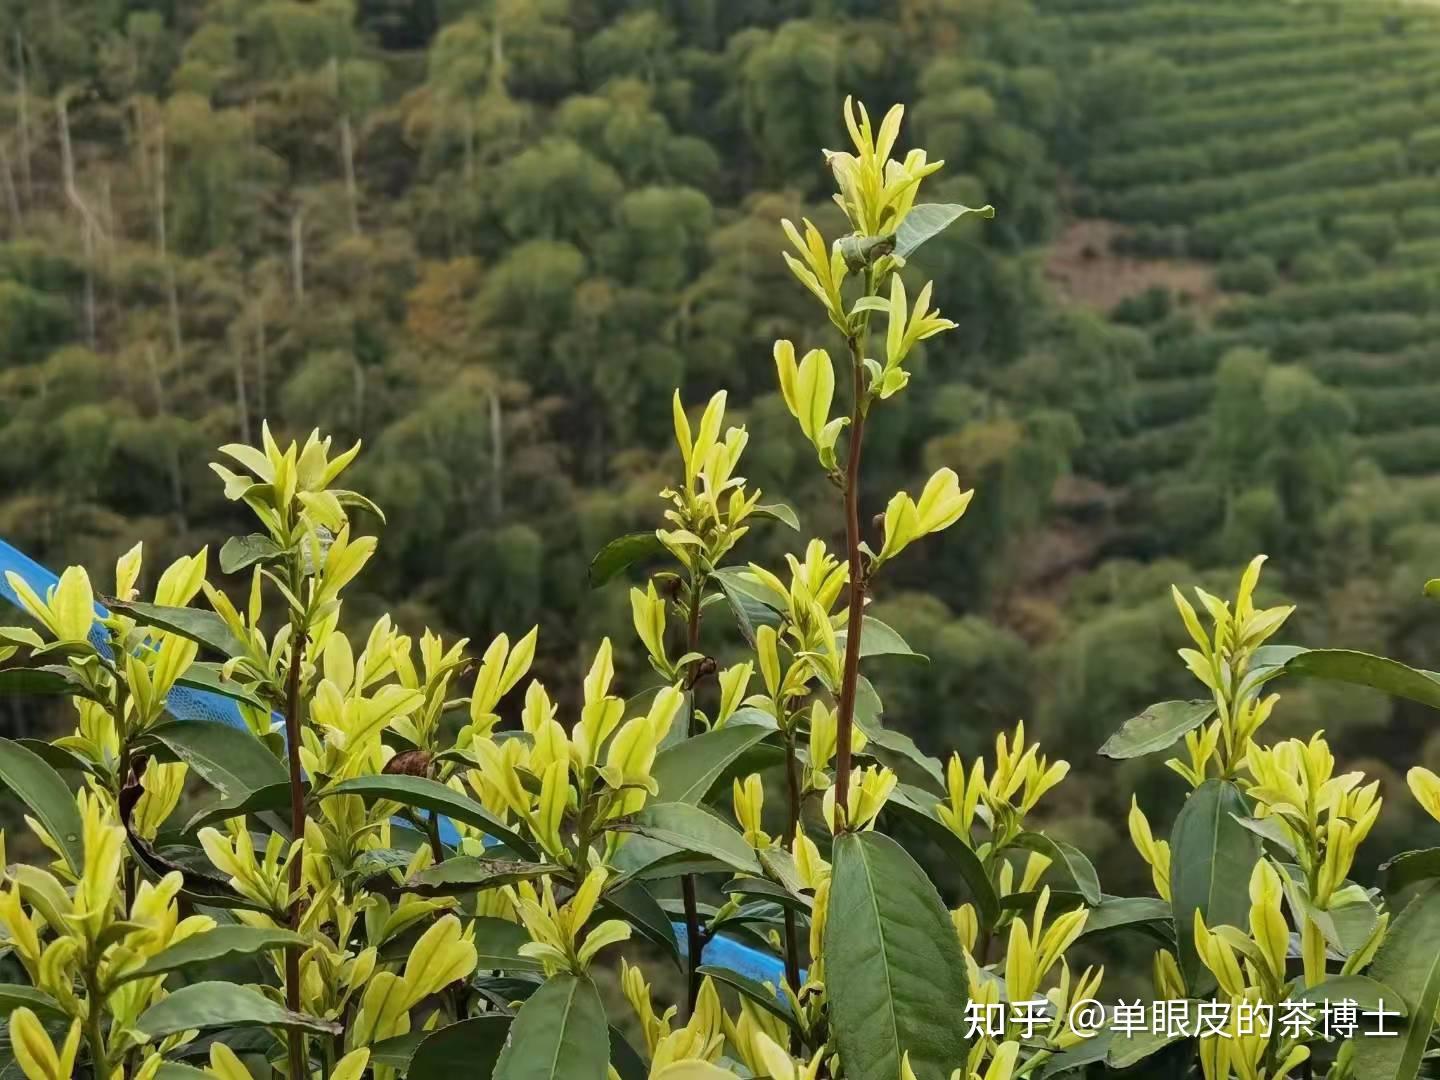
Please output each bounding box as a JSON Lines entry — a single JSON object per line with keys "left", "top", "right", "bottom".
{"left": 1044, "top": 219, "right": 1222, "bottom": 314}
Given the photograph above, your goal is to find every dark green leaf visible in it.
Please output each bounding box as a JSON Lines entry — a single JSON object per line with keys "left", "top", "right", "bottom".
{"left": 370, "top": 1031, "right": 427, "bottom": 1070}
{"left": 0, "top": 666, "right": 101, "bottom": 700}
{"left": 721, "top": 875, "right": 811, "bottom": 911}
{"left": 140, "top": 721, "right": 286, "bottom": 801}
{"left": 588, "top": 533, "right": 666, "bottom": 589}
{"left": 0, "top": 986, "right": 65, "bottom": 1019}
{"left": 405, "top": 857, "right": 561, "bottom": 897}
{"left": 1382, "top": 848, "right": 1440, "bottom": 894}
{"left": 408, "top": 1015, "right": 512, "bottom": 1079}
{"left": 320, "top": 774, "right": 536, "bottom": 859}
{"left": 219, "top": 534, "right": 284, "bottom": 575}
{"left": 174, "top": 662, "right": 267, "bottom": 710}
{"left": 893, "top": 202, "right": 995, "bottom": 259}
{"left": 16, "top": 739, "right": 96, "bottom": 776}
{"left": 473, "top": 916, "right": 543, "bottom": 972}
{"left": 154, "top": 1066, "right": 213, "bottom": 1079}
{"left": 712, "top": 567, "right": 783, "bottom": 648}
{"left": 752, "top": 503, "right": 800, "bottom": 530}
{"left": 135, "top": 982, "right": 340, "bottom": 1039}
{"left": 854, "top": 677, "right": 943, "bottom": 792}
{"left": 651, "top": 723, "right": 773, "bottom": 805}
{"left": 1254, "top": 647, "right": 1440, "bottom": 710}
{"left": 881, "top": 796, "right": 1000, "bottom": 930}
{"left": 1170, "top": 779, "right": 1260, "bottom": 992}
{"left": 182, "top": 782, "right": 294, "bottom": 836}
{"left": 601, "top": 880, "right": 680, "bottom": 966}
{"left": 0, "top": 738, "right": 84, "bottom": 874}
{"left": 1098, "top": 700, "right": 1215, "bottom": 760}
{"left": 1297, "top": 975, "right": 1405, "bottom": 1016}
{"left": 1079, "top": 896, "right": 1174, "bottom": 941}
{"left": 837, "top": 616, "right": 927, "bottom": 661}
{"left": 1230, "top": 814, "right": 1298, "bottom": 857}
{"left": 696, "top": 963, "right": 800, "bottom": 1031}
{"left": 1008, "top": 832, "right": 1102, "bottom": 905}
{"left": 1108, "top": 1025, "right": 1191, "bottom": 1069}
{"left": 1355, "top": 884, "right": 1440, "bottom": 1080}
{"left": 106, "top": 600, "right": 248, "bottom": 659}
{"left": 122, "top": 926, "right": 307, "bottom": 984}
{"left": 614, "top": 803, "right": 761, "bottom": 876}
{"left": 1043, "top": 1030, "right": 1112, "bottom": 1076}
{"left": 826, "top": 831, "right": 969, "bottom": 1080}
{"left": 608, "top": 1027, "right": 648, "bottom": 1080}
{"left": 491, "top": 974, "right": 609, "bottom": 1080}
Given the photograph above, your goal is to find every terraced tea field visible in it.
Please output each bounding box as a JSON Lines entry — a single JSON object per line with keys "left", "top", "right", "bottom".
{"left": 1045, "top": 0, "right": 1440, "bottom": 516}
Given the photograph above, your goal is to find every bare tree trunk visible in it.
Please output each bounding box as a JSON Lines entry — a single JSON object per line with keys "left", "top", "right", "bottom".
{"left": 255, "top": 301, "right": 269, "bottom": 419}
{"left": 57, "top": 96, "right": 102, "bottom": 349}
{"left": 290, "top": 208, "right": 305, "bottom": 303}
{"left": 331, "top": 58, "right": 361, "bottom": 237}
{"left": 487, "top": 385, "right": 504, "bottom": 517}
{"left": 0, "top": 142, "right": 20, "bottom": 234}
{"left": 353, "top": 359, "right": 365, "bottom": 431}
{"left": 146, "top": 344, "right": 188, "bottom": 536}
{"left": 15, "top": 33, "right": 32, "bottom": 206}
{"left": 155, "top": 121, "right": 183, "bottom": 360}
{"left": 233, "top": 338, "right": 251, "bottom": 443}
{"left": 340, "top": 112, "right": 360, "bottom": 236}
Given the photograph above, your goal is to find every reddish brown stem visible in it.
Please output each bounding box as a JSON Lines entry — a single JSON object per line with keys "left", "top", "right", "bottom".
{"left": 832, "top": 353, "right": 869, "bottom": 829}
{"left": 282, "top": 617, "right": 308, "bottom": 1079}
{"left": 682, "top": 578, "right": 705, "bottom": 1014}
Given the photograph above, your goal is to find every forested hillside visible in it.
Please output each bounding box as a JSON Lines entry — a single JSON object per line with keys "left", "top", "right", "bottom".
{"left": 4, "top": 0, "right": 1440, "bottom": 882}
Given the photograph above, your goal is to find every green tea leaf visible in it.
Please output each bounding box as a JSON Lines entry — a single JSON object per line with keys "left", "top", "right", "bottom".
{"left": 1354, "top": 884, "right": 1440, "bottom": 1080}
{"left": 695, "top": 963, "right": 800, "bottom": 1031}
{"left": 1297, "top": 975, "right": 1406, "bottom": 1017}
{"left": 893, "top": 202, "right": 994, "bottom": 259}
{"left": 588, "top": 533, "right": 666, "bottom": 588}
{"left": 752, "top": 503, "right": 800, "bottom": 530}
{"left": 882, "top": 795, "right": 1000, "bottom": 929}
{"left": 106, "top": 599, "right": 249, "bottom": 659}
{"left": 613, "top": 802, "right": 762, "bottom": 876}
{"left": 825, "top": 831, "right": 969, "bottom": 1080}
{"left": 1008, "top": 832, "right": 1102, "bottom": 905}
{"left": 0, "top": 985, "right": 66, "bottom": 1019}
{"left": 320, "top": 774, "right": 537, "bottom": 859}
{"left": 0, "top": 666, "right": 102, "bottom": 700}
{"left": 140, "top": 721, "right": 286, "bottom": 801}
{"left": 473, "top": 916, "right": 544, "bottom": 972}
{"left": 712, "top": 567, "right": 783, "bottom": 648}
{"left": 135, "top": 982, "right": 340, "bottom": 1039}
{"left": 404, "top": 857, "right": 562, "bottom": 896}
{"left": 121, "top": 926, "right": 307, "bottom": 984}
{"left": 408, "top": 1015, "right": 512, "bottom": 1079}
{"left": 0, "top": 737, "right": 84, "bottom": 874}
{"left": 1381, "top": 848, "right": 1440, "bottom": 894}
{"left": 1098, "top": 700, "right": 1215, "bottom": 760}
{"left": 651, "top": 723, "right": 773, "bottom": 805}
{"left": 219, "top": 534, "right": 284, "bottom": 575}
{"left": 1252, "top": 646, "right": 1440, "bottom": 710}
{"left": 492, "top": 974, "right": 609, "bottom": 1080}
{"left": 1170, "top": 779, "right": 1260, "bottom": 992}
{"left": 837, "top": 616, "right": 927, "bottom": 661}
{"left": 601, "top": 880, "right": 680, "bottom": 967}
{"left": 174, "top": 661, "right": 267, "bottom": 710}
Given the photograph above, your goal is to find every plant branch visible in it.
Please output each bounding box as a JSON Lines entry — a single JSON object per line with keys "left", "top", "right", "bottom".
{"left": 282, "top": 572, "right": 309, "bottom": 1080}
{"left": 832, "top": 337, "right": 869, "bottom": 830}
{"left": 781, "top": 727, "right": 804, "bottom": 998}
{"left": 681, "top": 572, "right": 705, "bottom": 1015}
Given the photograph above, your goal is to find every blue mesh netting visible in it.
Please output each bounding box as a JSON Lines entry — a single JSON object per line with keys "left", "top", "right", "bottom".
{"left": 0, "top": 536, "right": 792, "bottom": 989}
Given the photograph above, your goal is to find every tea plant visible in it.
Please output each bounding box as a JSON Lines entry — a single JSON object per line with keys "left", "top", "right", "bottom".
{"left": 2, "top": 98, "right": 1440, "bottom": 1080}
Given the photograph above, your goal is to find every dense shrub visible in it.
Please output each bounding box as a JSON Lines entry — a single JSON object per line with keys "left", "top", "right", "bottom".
{"left": 1215, "top": 252, "right": 1279, "bottom": 294}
